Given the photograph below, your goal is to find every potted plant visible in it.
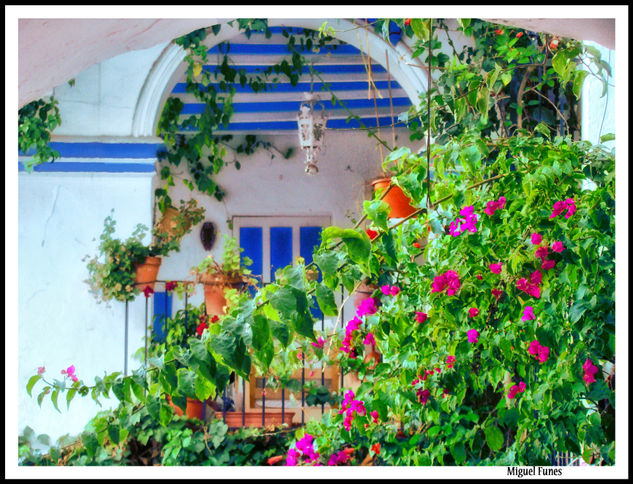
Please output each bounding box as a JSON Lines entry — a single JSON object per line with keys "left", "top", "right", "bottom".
{"left": 84, "top": 209, "right": 197, "bottom": 303}
{"left": 154, "top": 198, "right": 205, "bottom": 246}
{"left": 190, "top": 235, "right": 257, "bottom": 316}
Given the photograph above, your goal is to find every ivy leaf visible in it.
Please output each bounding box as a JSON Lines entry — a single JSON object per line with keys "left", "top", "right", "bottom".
{"left": 363, "top": 199, "right": 390, "bottom": 231}
{"left": 484, "top": 423, "right": 504, "bottom": 452}
{"left": 315, "top": 283, "right": 338, "bottom": 316}
{"left": 26, "top": 375, "right": 41, "bottom": 397}
{"left": 450, "top": 442, "right": 466, "bottom": 463}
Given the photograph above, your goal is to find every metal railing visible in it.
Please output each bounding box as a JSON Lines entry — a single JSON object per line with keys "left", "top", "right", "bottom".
{"left": 123, "top": 279, "right": 347, "bottom": 429}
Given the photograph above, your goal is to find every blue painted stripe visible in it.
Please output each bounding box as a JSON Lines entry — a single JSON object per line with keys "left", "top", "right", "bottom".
{"left": 208, "top": 43, "right": 361, "bottom": 55}
{"left": 179, "top": 115, "right": 407, "bottom": 131}
{"left": 270, "top": 226, "right": 293, "bottom": 281}
{"left": 239, "top": 226, "right": 263, "bottom": 280}
{"left": 202, "top": 64, "right": 385, "bottom": 74}
{"left": 19, "top": 142, "right": 164, "bottom": 159}
{"left": 153, "top": 292, "right": 173, "bottom": 342}
{"left": 180, "top": 97, "right": 411, "bottom": 115}
{"left": 18, "top": 162, "right": 155, "bottom": 173}
{"left": 172, "top": 80, "right": 403, "bottom": 94}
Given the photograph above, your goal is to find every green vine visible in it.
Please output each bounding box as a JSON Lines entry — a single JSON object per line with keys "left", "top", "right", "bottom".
{"left": 18, "top": 97, "right": 62, "bottom": 172}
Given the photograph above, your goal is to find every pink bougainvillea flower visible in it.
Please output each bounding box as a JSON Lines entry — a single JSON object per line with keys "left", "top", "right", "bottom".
{"left": 62, "top": 365, "right": 78, "bottom": 382}
{"left": 508, "top": 381, "right": 527, "bottom": 399}
{"left": 417, "top": 388, "right": 431, "bottom": 405}
{"left": 165, "top": 280, "right": 177, "bottom": 292}
{"left": 285, "top": 448, "right": 300, "bottom": 466}
{"left": 37, "top": 366, "right": 46, "bottom": 375}
{"left": 311, "top": 336, "right": 326, "bottom": 349}
{"left": 530, "top": 269, "right": 542, "bottom": 285}
{"left": 380, "top": 285, "right": 391, "bottom": 295}
{"left": 446, "top": 355, "right": 456, "bottom": 368}
{"left": 371, "top": 410, "right": 379, "bottom": 424}
{"left": 363, "top": 332, "right": 376, "bottom": 346}
{"left": 518, "top": 381, "right": 526, "bottom": 392}
{"left": 549, "top": 198, "right": 576, "bottom": 219}
{"left": 528, "top": 340, "right": 541, "bottom": 356}
{"left": 531, "top": 233, "right": 543, "bottom": 245}
{"left": 491, "top": 288, "right": 503, "bottom": 300}
{"left": 390, "top": 286, "right": 400, "bottom": 296}
{"left": 357, "top": 297, "right": 378, "bottom": 317}
{"left": 537, "top": 345, "right": 550, "bottom": 364}
{"left": 415, "top": 312, "right": 428, "bottom": 324}
{"left": 517, "top": 277, "right": 541, "bottom": 299}
{"left": 484, "top": 196, "right": 506, "bottom": 216}
{"left": 468, "top": 307, "right": 480, "bottom": 318}
{"left": 431, "top": 270, "right": 462, "bottom": 295}
{"left": 489, "top": 262, "right": 503, "bottom": 274}
{"left": 467, "top": 329, "right": 480, "bottom": 343}
{"left": 328, "top": 450, "right": 350, "bottom": 466}
{"left": 449, "top": 220, "right": 463, "bottom": 237}
{"left": 366, "top": 228, "right": 378, "bottom": 240}
{"left": 143, "top": 285, "right": 154, "bottom": 298}
{"left": 552, "top": 241, "right": 565, "bottom": 253}
{"left": 535, "top": 246, "right": 549, "bottom": 260}
{"left": 522, "top": 306, "right": 536, "bottom": 322}
{"left": 583, "top": 359, "right": 599, "bottom": 386}
{"left": 542, "top": 259, "right": 556, "bottom": 270}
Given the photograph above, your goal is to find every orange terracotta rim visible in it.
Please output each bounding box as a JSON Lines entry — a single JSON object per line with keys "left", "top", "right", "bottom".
{"left": 134, "top": 256, "right": 162, "bottom": 289}
{"left": 200, "top": 273, "right": 246, "bottom": 288}
{"left": 371, "top": 177, "right": 417, "bottom": 219}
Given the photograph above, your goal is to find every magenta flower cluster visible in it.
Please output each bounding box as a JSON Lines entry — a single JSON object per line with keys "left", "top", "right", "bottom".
{"left": 380, "top": 285, "right": 400, "bottom": 296}
{"left": 61, "top": 365, "right": 79, "bottom": 383}
{"left": 508, "top": 381, "right": 526, "bottom": 399}
{"left": 327, "top": 450, "right": 351, "bottom": 466}
{"left": 467, "top": 329, "right": 480, "bottom": 343}
{"left": 489, "top": 262, "right": 503, "bottom": 274}
{"left": 311, "top": 336, "right": 326, "bottom": 349}
{"left": 449, "top": 205, "right": 479, "bottom": 237}
{"left": 468, "top": 307, "right": 479, "bottom": 318}
{"left": 516, "top": 270, "right": 542, "bottom": 299}
{"left": 521, "top": 306, "right": 536, "bottom": 322}
{"left": 286, "top": 434, "right": 320, "bottom": 466}
{"left": 484, "top": 196, "right": 506, "bottom": 216}
{"left": 339, "top": 390, "right": 367, "bottom": 431}
{"left": 415, "top": 311, "right": 428, "bottom": 324}
{"left": 528, "top": 340, "right": 550, "bottom": 363}
{"left": 431, "top": 270, "right": 461, "bottom": 296}
{"left": 549, "top": 198, "right": 576, "bottom": 220}
{"left": 340, "top": 296, "right": 379, "bottom": 358}
{"left": 583, "top": 358, "right": 599, "bottom": 386}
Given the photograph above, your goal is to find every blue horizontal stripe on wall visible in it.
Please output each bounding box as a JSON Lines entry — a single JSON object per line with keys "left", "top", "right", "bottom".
{"left": 179, "top": 97, "right": 411, "bottom": 115}
{"left": 19, "top": 142, "right": 164, "bottom": 159}
{"left": 208, "top": 43, "right": 361, "bottom": 56}
{"left": 202, "top": 64, "right": 386, "bottom": 74}
{"left": 18, "top": 162, "right": 155, "bottom": 173}
{"left": 181, "top": 116, "right": 407, "bottom": 131}
{"left": 171, "top": 80, "right": 404, "bottom": 94}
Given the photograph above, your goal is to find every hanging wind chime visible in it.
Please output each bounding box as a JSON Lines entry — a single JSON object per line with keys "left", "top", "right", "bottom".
{"left": 296, "top": 72, "right": 327, "bottom": 174}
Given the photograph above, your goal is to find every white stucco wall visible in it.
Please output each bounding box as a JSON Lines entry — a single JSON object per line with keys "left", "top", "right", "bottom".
{"left": 18, "top": 172, "right": 154, "bottom": 441}
{"left": 581, "top": 42, "right": 615, "bottom": 150}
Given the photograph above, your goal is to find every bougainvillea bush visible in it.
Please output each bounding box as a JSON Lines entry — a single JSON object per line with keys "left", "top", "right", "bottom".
{"left": 24, "top": 18, "right": 615, "bottom": 467}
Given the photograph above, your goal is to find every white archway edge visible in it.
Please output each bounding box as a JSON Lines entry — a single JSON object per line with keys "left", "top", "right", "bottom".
{"left": 132, "top": 19, "right": 429, "bottom": 138}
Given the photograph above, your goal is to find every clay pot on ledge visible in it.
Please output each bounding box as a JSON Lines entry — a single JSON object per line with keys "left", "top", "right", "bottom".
{"left": 134, "top": 256, "right": 162, "bottom": 290}
{"left": 371, "top": 177, "right": 417, "bottom": 219}
{"left": 166, "top": 395, "right": 206, "bottom": 421}
{"left": 200, "top": 273, "right": 246, "bottom": 317}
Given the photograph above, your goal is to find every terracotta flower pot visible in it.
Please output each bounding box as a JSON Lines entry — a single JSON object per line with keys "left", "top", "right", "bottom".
{"left": 134, "top": 256, "right": 162, "bottom": 290}
{"left": 223, "top": 410, "right": 296, "bottom": 428}
{"left": 353, "top": 280, "right": 378, "bottom": 309}
{"left": 201, "top": 274, "right": 245, "bottom": 317}
{"left": 166, "top": 396, "right": 206, "bottom": 421}
{"left": 371, "top": 177, "right": 416, "bottom": 219}
{"left": 157, "top": 207, "right": 181, "bottom": 238}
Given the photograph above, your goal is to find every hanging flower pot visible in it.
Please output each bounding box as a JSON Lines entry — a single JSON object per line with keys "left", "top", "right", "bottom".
{"left": 133, "top": 256, "right": 162, "bottom": 290}
{"left": 201, "top": 273, "right": 245, "bottom": 317}
{"left": 371, "top": 177, "right": 417, "bottom": 219}
{"left": 156, "top": 206, "right": 181, "bottom": 239}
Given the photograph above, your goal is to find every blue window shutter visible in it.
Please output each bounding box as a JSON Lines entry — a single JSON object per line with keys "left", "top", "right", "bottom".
{"left": 270, "top": 226, "right": 293, "bottom": 281}
{"left": 153, "top": 292, "right": 172, "bottom": 342}
{"left": 240, "top": 226, "right": 263, "bottom": 296}
{"left": 300, "top": 226, "right": 324, "bottom": 319}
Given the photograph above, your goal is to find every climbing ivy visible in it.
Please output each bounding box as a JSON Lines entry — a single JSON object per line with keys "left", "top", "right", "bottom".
{"left": 18, "top": 97, "right": 62, "bottom": 172}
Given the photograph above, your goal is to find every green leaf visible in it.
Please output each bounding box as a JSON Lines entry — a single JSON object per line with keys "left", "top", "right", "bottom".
{"left": 270, "top": 320, "right": 292, "bottom": 347}
{"left": 363, "top": 199, "right": 390, "bottom": 231}
{"left": 177, "top": 369, "right": 197, "bottom": 399}
{"left": 66, "top": 388, "right": 77, "bottom": 409}
{"left": 194, "top": 373, "right": 216, "bottom": 401}
{"left": 26, "top": 375, "right": 41, "bottom": 397}
{"left": 450, "top": 442, "right": 466, "bottom": 463}
{"left": 270, "top": 286, "right": 297, "bottom": 317}
{"left": 250, "top": 314, "right": 271, "bottom": 351}
{"left": 427, "top": 425, "right": 441, "bottom": 438}
{"left": 552, "top": 50, "right": 569, "bottom": 79}
{"left": 314, "top": 252, "right": 339, "bottom": 279}
{"left": 107, "top": 424, "right": 120, "bottom": 445}
{"left": 51, "top": 389, "right": 61, "bottom": 413}
{"left": 600, "top": 133, "right": 615, "bottom": 143}
{"left": 484, "top": 423, "right": 504, "bottom": 452}
{"left": 572, "top": 70, "right": 589, "bottom": 99}
{"left": 315, "top": 283, "right": 338, "bottom": 316}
